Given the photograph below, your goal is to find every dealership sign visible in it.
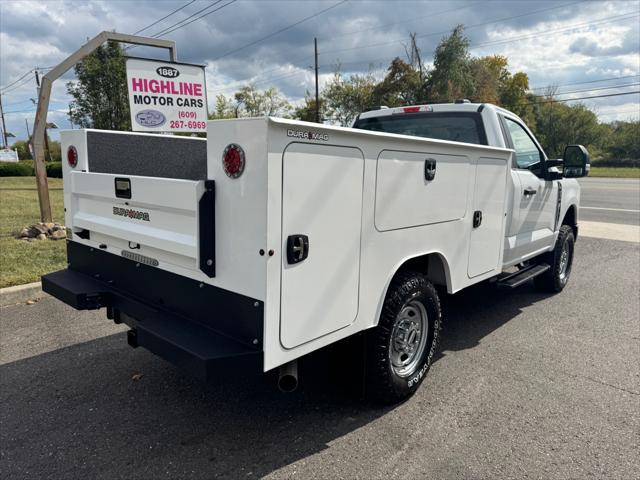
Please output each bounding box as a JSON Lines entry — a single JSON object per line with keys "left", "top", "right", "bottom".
{"left": 125, "top": 58, "right": 208, "bottom": 133}
{"left": 0, "top": 148, "right": 18, "bottom": 162}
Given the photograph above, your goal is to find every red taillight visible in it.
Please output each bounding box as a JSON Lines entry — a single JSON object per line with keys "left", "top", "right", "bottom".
{"left": 67, "top": 145, "right": 78, "bottom": 168}
{"left": 403, "top": 106, "right": 421, "bottom": 113}
{"left": 222, "top": 144, "right": 245, "bottom": 178}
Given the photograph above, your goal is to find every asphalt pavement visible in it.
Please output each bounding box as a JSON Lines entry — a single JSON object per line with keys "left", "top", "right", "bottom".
{"left": 1, "top": 179, "right": 639, "bottom": 480}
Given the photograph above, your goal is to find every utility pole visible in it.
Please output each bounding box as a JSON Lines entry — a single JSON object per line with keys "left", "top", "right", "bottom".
{"left": 25, "top": 118, "right": 31, "bottom": 137}
{"left": 0, "top": 94, "right": 8, "bottom": 148}
{"left": 68, "top": 105, "right": 74, "bottom": 129}
{"left": 314, "top": 37, "right": 320, "bottom": 123}
{"left": 34, "top": 69, "right": 52, "bottom": 162}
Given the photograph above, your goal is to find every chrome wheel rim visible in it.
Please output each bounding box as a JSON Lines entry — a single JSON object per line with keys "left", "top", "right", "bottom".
{"left": 558, "top": 239, "right": 571, "bottom": 281}
{"left": 389, "top": 299, "right": 429, "bottom": 377}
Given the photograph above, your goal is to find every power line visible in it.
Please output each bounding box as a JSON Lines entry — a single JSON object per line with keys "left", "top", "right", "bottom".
{"left": 150, "top": 0, "right": 226, "bottom": 37}
{"left": 314, "top": 11, "right": 638, "bottom": 76}
{"left": 321, "top": 1, "right": 582, "bottom": 56}
{"left": 212, "top": 0, "right": 349, "bottom": 61}
{"left": 596, "top": 107, "right": 640, "bottom": 116}
{"left": 1, "top": 99, "right": 33, "bottom": 107}
{"left": 0, "top": 73, "right": 35, "bottom": 95}
{"left": 126, "top": 1, "right": 230, "bottom": 51}
{"left": 205, "top": 0, "right": 582, "bottom": 93}
{"left": 3, "top": 107, "right": 64, "bottom": 115}
{"left": 529, "top": 74, "right": 640, "bottom": 91}
{"left": 520, "top": 90, "right": 639, "bottom": 105}
{"left": 332, "top": 1, "right": 483, "bottom": 40}
{"left": 471, "top": 12, "right": 639, "bottom": 49}
{"left": 532, "top": 82, "right": 640, "bottom": 96}
{"left": 133, "top": 0, "right": 196, "bottom": 35}
{"left": 205, "top": 0, "right": 474, "bottom": 89}
{"left": 0, "top": 70, "right": 33, "bottom": 93}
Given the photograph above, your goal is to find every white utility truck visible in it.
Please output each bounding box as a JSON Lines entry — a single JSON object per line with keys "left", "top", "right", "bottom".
{"left": 43, "top": 102, "right": 589, "bottom": 404}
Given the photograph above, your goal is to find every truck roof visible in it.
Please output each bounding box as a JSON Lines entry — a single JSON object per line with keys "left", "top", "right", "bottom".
{"left": 356, "top": 102, "right": 512, "bottom": 122}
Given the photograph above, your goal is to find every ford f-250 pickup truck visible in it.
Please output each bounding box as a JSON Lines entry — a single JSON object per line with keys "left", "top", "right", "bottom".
{"left": 42, "top": 101, "right": 589, "bottom": 404}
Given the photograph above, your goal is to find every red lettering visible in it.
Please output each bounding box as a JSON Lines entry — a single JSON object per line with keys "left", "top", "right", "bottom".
{"left": 171, "top": 82, "right": 179, "bottom": 95}
{"left": 193, "top": 84, "right": 202, "bottom": 96}
{"left": 148, "top": 80, "right": 159, "bottom": 93}
{"left": 182, "top": 83, "right": 192, "bottom": 96}
{"left": 131, "top": 78, "right": 145, "bottom": 92}
{"left": 160, "top": 80, "right": 171, "bottom": 94}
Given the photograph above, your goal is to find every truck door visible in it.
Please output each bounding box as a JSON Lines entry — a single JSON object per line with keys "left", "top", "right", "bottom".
{"left": 280, "top": 143, "right": 364, "bottom": 349}
{"left": 502, "top": 117, "right": 557, "bottom": 258}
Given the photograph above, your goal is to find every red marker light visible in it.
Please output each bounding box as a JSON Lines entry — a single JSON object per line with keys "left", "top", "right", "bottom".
{"left": 67, "top": 145, "right": 78, "bottom": 168}
{"left": 403, "top": 106, "right": 421, "bottom": 113}
{"left": 222, "top": 144, "right": 245, "bottom": 178}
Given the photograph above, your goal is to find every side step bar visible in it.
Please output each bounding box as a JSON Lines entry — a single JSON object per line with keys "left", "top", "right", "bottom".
{"left": 496, "top": 263, "right": 550, "bottom": 289}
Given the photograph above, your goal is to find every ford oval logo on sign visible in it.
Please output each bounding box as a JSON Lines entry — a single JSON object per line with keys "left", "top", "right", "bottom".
{"left": 135, "top": 109, "right": 166, "bottom": 128}
{"left": 156, "top": 66, "right": 180, "bottom": 78}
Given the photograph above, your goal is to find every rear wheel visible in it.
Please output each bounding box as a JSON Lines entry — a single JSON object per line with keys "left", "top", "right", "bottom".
{"left": 534, "top": 224, "right": 575, "bottom": 292}
{"left": 365, "top": 271, "right": 442, "bottom": 404}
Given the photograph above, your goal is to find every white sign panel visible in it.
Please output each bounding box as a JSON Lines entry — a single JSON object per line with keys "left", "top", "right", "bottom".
{"left": 0, "top": 148, "right": 19, "bottom": 162}
{"left": 125, "top": 58, "right": 208, "bottom": 133}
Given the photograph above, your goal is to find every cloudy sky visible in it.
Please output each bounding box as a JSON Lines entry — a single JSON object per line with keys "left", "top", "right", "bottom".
{"left": 1, "top": 0, "right": 638, "bottom": 141}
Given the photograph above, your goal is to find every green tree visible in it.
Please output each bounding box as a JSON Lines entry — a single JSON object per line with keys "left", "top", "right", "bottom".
{"left": 371, "top": 57, "right": 426, "bottom": 107}
{"left": 602, "top": 120, "right": 640, "bottom": 161}
{"left": 322, "top": 70, "right": 378, "bottom": 125}
{"left": 11, "top": 140, "right": 32, "bottom": 160}
{"left": 66, "top": 41, "right": 131, "bottom": 130}
{"left": 293, "top": 92, "right": 323, "bottom": 122}
{"left": 427, "top": 25, "right": 474, "bottom": 102}
{"left": 233, "top": 83, "right": 292, "bottom": 117}
{"left": 209, "top": 94, "right": 237, "bottom": 119}
{"left": 533, "top": 101, "right": 602, "bottom": 158}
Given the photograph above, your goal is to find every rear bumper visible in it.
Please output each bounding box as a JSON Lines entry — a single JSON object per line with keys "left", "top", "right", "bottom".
{"left": 42, "top": 242, "right": 263, "bottom": 382}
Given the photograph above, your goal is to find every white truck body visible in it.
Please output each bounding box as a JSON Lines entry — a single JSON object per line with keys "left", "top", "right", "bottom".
{"left": 45, "top": 103, "right": 586, "bottom": 401}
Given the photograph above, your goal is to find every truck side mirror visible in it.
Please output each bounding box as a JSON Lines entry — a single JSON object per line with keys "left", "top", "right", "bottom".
{"left": 563, "top": 145, "right": 590, "bottom": 178}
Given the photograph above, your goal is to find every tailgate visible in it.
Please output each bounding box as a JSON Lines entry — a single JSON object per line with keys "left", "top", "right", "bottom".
{"left": 68, "top": 171, "right": 214, "bottom": 276}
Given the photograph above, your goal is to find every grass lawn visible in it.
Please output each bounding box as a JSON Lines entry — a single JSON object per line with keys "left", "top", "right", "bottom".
{"left": 0, "top": 177, "right": 67, "bottom": 288}
{"left": 589, "top": 167, "right": 640, "bottom": 178}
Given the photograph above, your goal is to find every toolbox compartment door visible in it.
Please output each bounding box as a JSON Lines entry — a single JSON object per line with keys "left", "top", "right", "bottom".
{"left": 467, "top": 156, "right": 509, "bottom": 277}
{"left": 375, "top": 150, "right": 470, "bottom": 231}
{"left": 280, "top": 143, "right": 364, "bottom": 349}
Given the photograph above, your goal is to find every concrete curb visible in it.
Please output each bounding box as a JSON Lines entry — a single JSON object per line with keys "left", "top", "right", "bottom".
{"left": 0, "top": 282, "right": 47, "bottom": 307}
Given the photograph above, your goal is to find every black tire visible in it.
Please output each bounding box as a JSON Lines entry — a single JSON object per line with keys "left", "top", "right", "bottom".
{"left": 534, "top": 224, "right": 575, "bottom": 293}
{"left": 365, "top": 271, "right": 442, "bottom": 405}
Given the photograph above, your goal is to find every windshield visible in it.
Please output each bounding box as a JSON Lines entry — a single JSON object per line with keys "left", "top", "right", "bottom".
{"left": 353, "top": 112, "right": 487, "bottom": 145}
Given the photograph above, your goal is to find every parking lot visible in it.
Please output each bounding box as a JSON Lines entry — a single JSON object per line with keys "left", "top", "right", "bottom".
{"left": 1, "top": 178, "right": 639, "bottom": 480}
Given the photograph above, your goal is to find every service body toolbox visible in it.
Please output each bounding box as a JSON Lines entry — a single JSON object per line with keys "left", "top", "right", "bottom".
{"left": 44, "top": 103, "right": 587, "bottom": 404}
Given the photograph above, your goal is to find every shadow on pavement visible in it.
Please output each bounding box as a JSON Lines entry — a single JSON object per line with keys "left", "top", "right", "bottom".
{"left": 1, "top": 280, "right": 549, "bottom": 479}
{"left": 437, "top": 280, "right": 549, "bottom": 358}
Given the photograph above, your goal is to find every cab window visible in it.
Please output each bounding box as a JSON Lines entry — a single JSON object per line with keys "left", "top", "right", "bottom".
{"left": 353, "top": 112, "right": 487, "bottom": 145}
{"left": 504, "top": 117, "right": 543, "bottom": 169}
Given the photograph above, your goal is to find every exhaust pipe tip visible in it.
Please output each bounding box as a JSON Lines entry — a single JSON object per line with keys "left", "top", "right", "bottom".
{"left": 278, "top": 374, "right": 298, "bottom": 393}
{"left": 278, "top": 360, "right": 298, "bottom": 392}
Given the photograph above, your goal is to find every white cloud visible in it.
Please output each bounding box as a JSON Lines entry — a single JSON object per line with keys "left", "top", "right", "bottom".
{"left": 1, "top": 0, "right": 639, "bottom": 141}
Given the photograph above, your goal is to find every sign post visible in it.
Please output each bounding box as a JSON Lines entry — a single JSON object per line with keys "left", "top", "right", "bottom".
{"left": 31, "top": 31, "right": 177, "bottom": 223}
{"left": 125, "top": 58, "right": 208, "bottom": 134}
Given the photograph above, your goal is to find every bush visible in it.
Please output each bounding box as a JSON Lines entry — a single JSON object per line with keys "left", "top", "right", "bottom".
{"left": 591, "top": 158, "right": 640, "bottom": 168}
{"left": 0, "top": 161, "right": 34, "bottom": 177}
{"left": 46, "top": 162, "right": 63, "bottom": 178}
{"left": 0, "top": 160, "right": 63, "bottom": 178}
